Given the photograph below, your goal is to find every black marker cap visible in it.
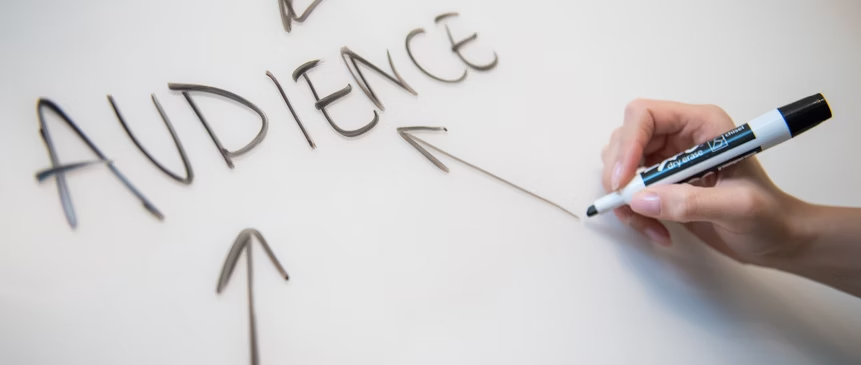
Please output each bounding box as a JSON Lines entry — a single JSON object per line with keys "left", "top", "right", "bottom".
{"left": 778, "top": 93, "right": 832, "bottom": 137}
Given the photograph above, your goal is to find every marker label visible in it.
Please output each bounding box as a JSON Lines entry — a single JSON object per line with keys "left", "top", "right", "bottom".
{"left": 683, "top": 146, "right": 762, "bottom": 184}
{"left": 640, "top": 123, "right": 756, "bottom": 185}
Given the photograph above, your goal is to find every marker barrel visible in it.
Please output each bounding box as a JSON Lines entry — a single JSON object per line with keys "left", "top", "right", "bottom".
{"left": 589, "top": 93, "right": 832, "bottom": 217}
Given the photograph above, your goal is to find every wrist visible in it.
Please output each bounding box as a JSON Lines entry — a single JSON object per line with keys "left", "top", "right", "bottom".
{"left": 759, "top": 200, "right": 861, "bottom": 298}
{"left": 784, "top": 200, "right": 820, "bottom": 265}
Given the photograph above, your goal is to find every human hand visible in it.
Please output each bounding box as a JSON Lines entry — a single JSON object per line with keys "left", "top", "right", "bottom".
{"left": 601, "top": 99, "right": 810, "bottom": 265}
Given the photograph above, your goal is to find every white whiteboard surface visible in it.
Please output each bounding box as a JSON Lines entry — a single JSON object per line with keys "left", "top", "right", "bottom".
{"left": 2, "top": 0, "right": 861, "bottom": 364}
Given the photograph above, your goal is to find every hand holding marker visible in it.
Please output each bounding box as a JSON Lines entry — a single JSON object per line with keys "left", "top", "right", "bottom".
{"left": 592, "top": 93, "right": 861, "bottom": 299}
{"left": 587, "top": 93, "right": 833, "bottom": 217}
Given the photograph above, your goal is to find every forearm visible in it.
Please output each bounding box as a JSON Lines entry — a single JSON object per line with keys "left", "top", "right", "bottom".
{"left": 773, "top": 204, "right": 861, "bottom": 298}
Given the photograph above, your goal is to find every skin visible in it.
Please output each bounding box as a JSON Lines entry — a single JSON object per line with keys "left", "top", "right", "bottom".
{"left": 602, "top": 99, "right": 861, "bottom": 298}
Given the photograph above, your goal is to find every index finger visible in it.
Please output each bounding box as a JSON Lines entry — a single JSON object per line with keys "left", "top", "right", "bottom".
{"left": 609, "top": 99, "right": 715, "bottom": 191}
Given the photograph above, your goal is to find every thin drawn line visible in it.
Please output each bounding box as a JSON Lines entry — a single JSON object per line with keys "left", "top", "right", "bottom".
{"left": 279, "top": 0, "right": 325, "bottom": 33}
{"left": 266, "top": 70, "right": 316, "bottom": 149}
{"left": 34, "top": 160, "right": 114, "bottom": 182}
{"left": 435, "top": 12, "right": 459, "bottom": 24}
{"left": 397, "top": 127, "right": 449, "bottom": 172}
{"left": 436, "top": 12, "right": 499, "bottom": 71}
{"left": 109, "top": 94, "right": 194, "bottom": 184}
{"left": 405, "top": 28, "right": 467, "bottom": 83}
{"left": 293, "top": 59, "right": 379, "bottom": 137}
{"left": 399, "top": 127, "right": 580, "bottom": 221}
{"left": 315, "top": 84, "right": 352, "bottom": 109}
{"left": 169, "top": 83, "right": 269, "bottom": 169}
{"left": 444, "top": 24, "right": 499, "bottom": 71}
{"left": 340, "top": 46, "right": 418, "bottom": 111}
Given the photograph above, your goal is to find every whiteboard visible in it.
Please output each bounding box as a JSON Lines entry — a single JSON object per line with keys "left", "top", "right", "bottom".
{"left": 2, "top": 0, "right": 861, "bottom": 364}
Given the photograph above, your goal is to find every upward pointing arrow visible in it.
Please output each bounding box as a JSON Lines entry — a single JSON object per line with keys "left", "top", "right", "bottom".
{"left": 216, "top": 229, "right": 289, "bottom": 365}
{"left": 398, "top": 126, "right": 581, "bottom": 221}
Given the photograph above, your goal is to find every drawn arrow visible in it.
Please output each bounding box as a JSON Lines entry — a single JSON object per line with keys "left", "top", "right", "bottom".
{"left": 398, "top": 126, "right": 580, "bottom": 221}
{"left": 217, "top": 229, "right": 289, "bottom": 365}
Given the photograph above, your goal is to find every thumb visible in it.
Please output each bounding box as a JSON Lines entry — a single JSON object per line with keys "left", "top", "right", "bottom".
{"left": 629, "top": 183, "right": 758, "bottom": 224}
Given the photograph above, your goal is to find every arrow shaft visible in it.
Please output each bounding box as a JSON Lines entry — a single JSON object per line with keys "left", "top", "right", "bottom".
{"left": 409, "top": 134, "right": 580, "bottom": 221}
{"left": 216, "top": 229, "right": 288, "bottom": 365}
{"left": 247, "top": 245, "right": 259, "bottom": 365}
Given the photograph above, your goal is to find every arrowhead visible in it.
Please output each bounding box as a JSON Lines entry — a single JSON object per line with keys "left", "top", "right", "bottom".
{"left": 216, "top": 230, "right": 252, "bottom": 294}
{"left": 397, "top": 126, "right": 449, "bottom": 173}
{"left": 216, "top": 229, "right": 289, "bottom": 294}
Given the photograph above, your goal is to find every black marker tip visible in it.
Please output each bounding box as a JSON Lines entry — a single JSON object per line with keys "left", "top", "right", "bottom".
{"left": 586, "top": 205, "right": 597, "bottom": 218}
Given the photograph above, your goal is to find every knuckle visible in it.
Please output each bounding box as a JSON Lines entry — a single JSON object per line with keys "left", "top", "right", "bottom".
{"left": 702, "top": 104, "right": 734, "bottom": 126}
{"left": 635, "top": 116, "right": 654, "bottom": 138}
{"left": 625, "top": 99, "right": 648, "bottom": 117}
{"left": 602, "top": 169, "right": 613, "bottom": 191}
{"left": 704, "top": 104, "right": 725, "bottom": 115}
{"left": 673, "top": 188, "right": 700, "bottom": 222}
{"left": 622, "top": 101, "right": 655, "bottom": 146}
{"left": 737, "top": 189, "right": 766, "bottom": 217}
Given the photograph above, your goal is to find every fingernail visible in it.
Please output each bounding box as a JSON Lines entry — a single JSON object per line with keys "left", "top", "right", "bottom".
{"left": 611, "top": 161, "right": 623, "bottom": 191}
{"left": 645, "top": 227, "right": 671, "bottom": 246}
{"left": 631, "top": 192, "right": 661, "bottom": 216}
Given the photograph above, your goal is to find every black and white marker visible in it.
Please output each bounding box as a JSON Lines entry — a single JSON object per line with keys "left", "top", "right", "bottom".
{"left": 586, "top": 93, "right": 833, "bottom": 218}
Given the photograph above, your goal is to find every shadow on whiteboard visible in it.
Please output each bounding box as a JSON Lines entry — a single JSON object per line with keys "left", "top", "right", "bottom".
{"left": 586, "top": 220, "right": 858, "bottom": 364}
